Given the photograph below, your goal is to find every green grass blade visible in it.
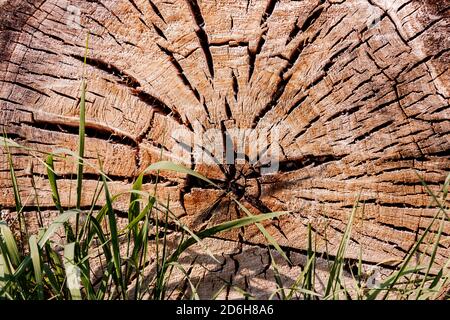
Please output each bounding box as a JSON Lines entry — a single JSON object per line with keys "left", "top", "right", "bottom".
{"left": 211, "top": 285, "right": 227, "bottom": 300}
{"left": 46, "top": 155, "right": 76, "bottom": 242}
{"left": 75, "top": 79, "right": 86, "bottom": 235}
{"left": 325, "top": 193, "right": 360, "bottom": 297}
{"left": 129, "top": 174, "right": 144, "bottom": 238}
{"left": 159, "top": 197, "right": 171, "bottom": 298}
{"left": 0, "top": 236, "right": 21, "bottom": 298}
{"left": 416, "top": 171, "right": 449, "bottom": 220}
{"left": 143, "top": 161, "right": 219, "bottom": 187}
{"left": 0, "top": 221, "right": 21, "bottom": 267}
{"left": 415, "top": 214, "right": 445, "bottom": 299}
{"left": 1, "top": 137, "right": 21, "bottom": 148}
{"left": 44, "top": 243, "right": 66, "bottom": 295}
{"left": 64, "top": 242, "right": 82, "bottom": 300}
{"left": 29, "top": 235, "right": 43, "bottom": 300}
{"left": 77, "top": 178, "right": 103, "bottom": 246}
{"left": 4, "top": 138, "right": 22, "bottom": 214}
{"left": 431, "top": 258, "right": 450, "bottom": 299}
{"left": 38, "top": 210, "right": 79, "bottom": 247}
{"left": 0, "top": 251, "right": 8, "bottom": 297}
{"left": 233, "top": 199, "right": 290, "bottom": 264}
{"left": 46, "top": 155, "right": 63, "bottom": 213}
{"left": 100, "top": 165, "right": 124, "bottom": 298}
{"left": 168, "top": 211, "right": 288, "bottom": 267}
{"left": 271, "top": 287, "right": 319, "bottom": 300}
{"left": 85, "top": 215, "right": 112, "bottom": 261}
{"left": 366, "top": 267, "right": 424, "bottom": 299}
{"left": 269, "top": 250, "right": 286, "bottom": 300}
{"left": 122, "top": 197, "right": 155, "bottom": 233}
{"left": 133, "top": 209, "right": 151, "bottom": 300}
{"left": 96, "top": 263, "right": 114, "bottom": 300}
{"left": 3, "top": 136, "right": 27, "bottom": 246}
{"left": 305, "top": 223, "right": 314, "bottom": 299}
{"left": 167, "top": 262, "right": 200, "bottom": 300}
{"left": 287, "top": 253, "right": 316, "bottom": 300}
{"left": 75, "top": 35, "right": 89, "bottom": 235}
{"left": 442, "top": 173, "right": 449, "bottom": 200}
{"left": 41, "top": 263, "right": 62, "bottom": 300}
{"left": 172, "top": 221, "right": 221, "bottom": 264}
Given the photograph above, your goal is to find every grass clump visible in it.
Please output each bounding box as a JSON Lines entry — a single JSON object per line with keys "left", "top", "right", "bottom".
{"left": 0, "top": 135, "right": 290, "bottom": 300}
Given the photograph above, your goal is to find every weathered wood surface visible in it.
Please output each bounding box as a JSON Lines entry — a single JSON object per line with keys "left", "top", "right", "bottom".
{"left": 0, "top": 0, "right": 449, "bottom": 294}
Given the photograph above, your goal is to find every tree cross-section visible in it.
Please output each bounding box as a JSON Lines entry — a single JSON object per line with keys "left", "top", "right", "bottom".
{"left": 0, "top": 0, "right": 449, "bottom": 297}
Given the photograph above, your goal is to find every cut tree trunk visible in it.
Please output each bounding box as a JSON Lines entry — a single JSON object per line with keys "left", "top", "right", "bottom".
{"left": 0, "top": 0, "right": 449, "bottom": 297}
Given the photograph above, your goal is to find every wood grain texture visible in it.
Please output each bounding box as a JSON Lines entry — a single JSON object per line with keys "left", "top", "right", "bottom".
{"left": 0, "top": 0, "right": 449, "bottom": 282}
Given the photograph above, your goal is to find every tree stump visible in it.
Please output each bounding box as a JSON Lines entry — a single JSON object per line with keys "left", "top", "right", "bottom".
{"left": 0, "top": 0, "right": 449, "bottom": 297}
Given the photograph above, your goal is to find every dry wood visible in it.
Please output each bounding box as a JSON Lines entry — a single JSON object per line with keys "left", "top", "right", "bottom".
{"left": 0, "top": 0, "right": 449, "bottom": 291}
